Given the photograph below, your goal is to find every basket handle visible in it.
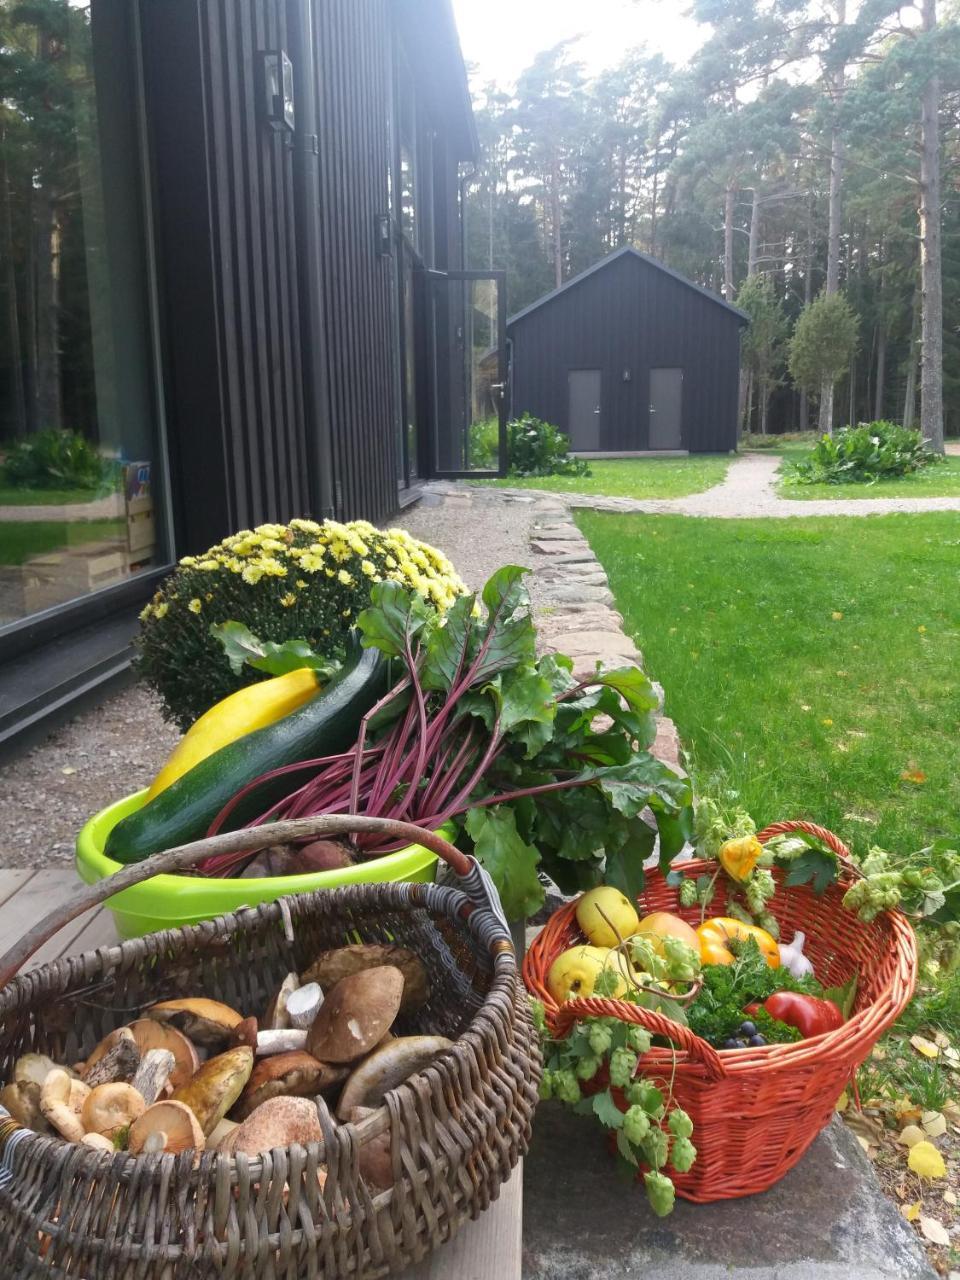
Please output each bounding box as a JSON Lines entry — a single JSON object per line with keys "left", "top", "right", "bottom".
{"left": 757, "top": 820, "right": 856, "bottom": 873}
{"left": 0, "top": 815, "right": 504, "bottom": 988}
{"left": 553, "top": 996, "right": 727, "bottom": 1082}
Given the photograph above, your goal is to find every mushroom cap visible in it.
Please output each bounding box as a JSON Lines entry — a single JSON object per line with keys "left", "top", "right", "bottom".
{"left": 228, "top": 1096, "right": 325, "bottom": 1157}
{"left": 13, "top": 1053, "right": 61, "bottom": 1088}
{"left": 81, "top": 1083, "right": 146, "bottom": 1139}
{"left": 336, "top": 1036, "right": 453, "bottom": 1119}
{"left": 80, "top": 1133, "right": 116, "bottom": 1154}
{"left": 302, "top": 946, "right": 429, "bottom": 1013}
{"left": 128, "top": 1020, "right": 200, "bottom": 1090}
{"left": 128, "top": 1101, "right": 205, "bottom": 1158}
{"left": 234, "top": 1051, "right": 346, "bottom": 1121}
{"left": 145, "top": 998, "right": 242, "bottom": 1047}
{"left": 306, "top": 966, "right": 404, "bottom": 1064}
{"left": 170, "top": 1046, "right": 253, "bottom": 1137}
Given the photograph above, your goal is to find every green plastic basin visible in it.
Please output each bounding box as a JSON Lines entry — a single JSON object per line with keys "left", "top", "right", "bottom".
{"left": 76, "top": 791, "right": 440, "bottom": 939}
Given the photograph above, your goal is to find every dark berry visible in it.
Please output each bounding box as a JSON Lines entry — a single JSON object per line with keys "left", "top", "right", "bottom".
{"left": 723, "top": 1038, "right": 740, "bottom": 1050}
{"left": 739, "top": 1021, "right": 757, "bottom": 1037}
{"left": 748, "top": 1034, "right": 767, "bottom": 1047}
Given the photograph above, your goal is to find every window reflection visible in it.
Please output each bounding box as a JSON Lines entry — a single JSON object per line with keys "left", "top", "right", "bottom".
{"left": 0, "top": 0, "right": 161, "bottom": 624}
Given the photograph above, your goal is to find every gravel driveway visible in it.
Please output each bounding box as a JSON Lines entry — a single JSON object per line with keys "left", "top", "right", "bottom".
{"left": 0, "top": 491, "right": 546, "bottom": 869}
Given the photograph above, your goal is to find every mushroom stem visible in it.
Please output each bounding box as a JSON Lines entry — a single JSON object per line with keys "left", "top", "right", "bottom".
{"left": 256, "top": 1029, "right": 308, "bottom": 1056}
{"left": 131, "top": 1049, "right": 176, "bottom": 1106}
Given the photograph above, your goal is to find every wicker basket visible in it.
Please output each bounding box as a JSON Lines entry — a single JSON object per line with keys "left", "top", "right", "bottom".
{"left": 0, "top": 815, "right": 540, "bottom": 1277}
{"left": 523, "top": 820, "right": 917, "bottom": 1203}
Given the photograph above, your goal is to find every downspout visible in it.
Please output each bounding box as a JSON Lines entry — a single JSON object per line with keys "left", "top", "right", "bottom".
{"left": 289, "top": 0, "right": 336, "bottom": 518}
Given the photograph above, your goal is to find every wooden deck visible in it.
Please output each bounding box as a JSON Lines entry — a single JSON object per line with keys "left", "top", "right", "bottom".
{"left": 0, "top": 869, "right": 522, "bottom": 1278}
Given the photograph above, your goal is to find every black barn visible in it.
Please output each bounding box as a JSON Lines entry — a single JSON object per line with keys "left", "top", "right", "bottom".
{"left": 507, "top": 247, "right": 748, "bottom": 455}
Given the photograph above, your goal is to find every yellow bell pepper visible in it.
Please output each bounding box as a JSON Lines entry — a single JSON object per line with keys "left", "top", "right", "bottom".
{"left": 718, "top": 835, "right": 763, "bottom": 883}
{"left": 696, "top": 917, "right": 780, "bottom": 968}
{"left": 146, "top": 667, "right": 320, "bottom": 799}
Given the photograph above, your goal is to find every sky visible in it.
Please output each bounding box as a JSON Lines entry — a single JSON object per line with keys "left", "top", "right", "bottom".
{"left": 450, "top": 0, "right": 708, "bottom": 89}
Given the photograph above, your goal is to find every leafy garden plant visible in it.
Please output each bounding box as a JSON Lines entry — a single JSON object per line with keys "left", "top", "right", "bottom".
{"left": 3, "top": 428, "right": 117, "bottom": 491}
{"left": 467, "top": 413, "right": 591, "bottom": 478}
{"left": 787, "top": 422, "right": 944, "bottom": 486}
{"left": 135, "top": 519, "right": 467, "bottom": 729}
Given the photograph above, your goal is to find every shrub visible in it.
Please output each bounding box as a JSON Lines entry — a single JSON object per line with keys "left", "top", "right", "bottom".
{"left": 468, "top": 415, "right": 499, "bottom": 469}
{"left": 507, "top": 413, "right": 590, "bottom": 478}
{"left": 787, "top": 421, "right": 945, "bottom": 486}
{"left": 3, "top": 428, "right": 116, "bottom": 491}
{"left": 135, "top": 518, "right": 467, "bottom": 729}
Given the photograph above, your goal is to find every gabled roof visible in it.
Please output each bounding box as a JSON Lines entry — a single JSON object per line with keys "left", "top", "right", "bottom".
{"left": 507, "top": 246, "right": 750, "bottom": 328}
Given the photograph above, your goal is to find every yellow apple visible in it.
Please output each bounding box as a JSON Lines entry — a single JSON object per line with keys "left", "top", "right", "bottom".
{"left": 576, "top": 886, "right": 640, "bottom": 947}
{"left": 546, "top": 945, "right": 630, "bottom": 1003}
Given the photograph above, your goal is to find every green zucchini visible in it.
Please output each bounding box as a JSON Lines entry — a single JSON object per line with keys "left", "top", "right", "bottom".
{"left": 105, "top": 641, "right": 388, "bottom": 864}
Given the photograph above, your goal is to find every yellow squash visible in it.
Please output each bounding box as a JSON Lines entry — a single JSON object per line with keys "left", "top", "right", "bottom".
{"left": 696, "top": 917, "right": 780, "bottom": 969}
{"left": 146, "top": 668, "right": 320, "bottom": 800}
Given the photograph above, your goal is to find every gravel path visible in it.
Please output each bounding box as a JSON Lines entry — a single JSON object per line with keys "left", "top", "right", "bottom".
{"left": 473, "top": 452, "right": 960, "bottom": 518}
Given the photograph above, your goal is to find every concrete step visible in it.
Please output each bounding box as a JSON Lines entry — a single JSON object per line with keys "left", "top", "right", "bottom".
{"left": 522, "top": 1107, "right": 935, "bottom": 1280}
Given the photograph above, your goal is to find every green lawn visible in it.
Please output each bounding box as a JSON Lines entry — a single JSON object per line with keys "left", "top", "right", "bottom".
{"left": 473, "top": 455, "right": 731, "bottom": 499}
{"left": 778, "top": 455, "right": 960, "bottom": 500}
{"left": 0, "top": 519, "right": 125, "bottom": 565}
{"left": 577, "top": 509, "right": 960, "bottom": 857}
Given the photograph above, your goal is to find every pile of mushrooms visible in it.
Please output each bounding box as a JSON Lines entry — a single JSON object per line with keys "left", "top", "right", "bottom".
{"left": 0, "top": 944, "right": 451, "bottom": 1187}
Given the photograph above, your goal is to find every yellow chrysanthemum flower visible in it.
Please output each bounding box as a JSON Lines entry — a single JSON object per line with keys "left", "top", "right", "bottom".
{"left": 337, "top": 569, "right": 354, "bottom": 587}
{"left": 188, "top": 598, "right": 202, "bottom": 614}
{"left": 280, "top": 592, "right": 297, "bottom": 607}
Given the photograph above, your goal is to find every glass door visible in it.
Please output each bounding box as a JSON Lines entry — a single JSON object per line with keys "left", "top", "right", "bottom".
{"left": 428, "top": 271, "right": 507, "bottom": 477}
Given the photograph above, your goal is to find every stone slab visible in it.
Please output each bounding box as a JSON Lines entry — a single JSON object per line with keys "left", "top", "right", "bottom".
{"left": 535, "top": 610, "right": 625, "bottom": 640}
{"left": 541, "top": 586, "right": 615, "bottom": 607}
{"left": 530, "top": 527, "right": 582, "bottom": 540}
{"left": 540, "top": 630, "right": 640, "bottom": 663}
{"left": 522, "top": 1108, "right": 936, "bottom": 1280}
{"left": 653, "top": 716, "right": 683, "bottom": 768}
{"left": 529, "top": 542, "right": 593, "bottom": 558}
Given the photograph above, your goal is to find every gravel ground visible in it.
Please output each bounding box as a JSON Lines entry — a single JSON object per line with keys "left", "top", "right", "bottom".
{"left": 0, "top": 489, "right": 551, "bottom": 869}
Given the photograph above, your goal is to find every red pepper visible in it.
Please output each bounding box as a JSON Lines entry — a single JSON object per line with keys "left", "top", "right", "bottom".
{"left": 747, "top": 992, "right": 844, "bottom": 1038}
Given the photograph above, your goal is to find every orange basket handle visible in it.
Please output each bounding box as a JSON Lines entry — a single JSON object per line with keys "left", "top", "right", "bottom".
{"left": 553, "top": 995, "right": 727, "bottom": 1082}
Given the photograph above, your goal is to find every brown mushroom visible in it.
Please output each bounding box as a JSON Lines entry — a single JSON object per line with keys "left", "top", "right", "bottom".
{"left": 336, "top": 1036, "right": 453, "bottom": 1120}
{"left": 0, "top": 1081, "right": 51, "bottom": 1133}
{"left": 208, "top": 1117, "right": 238, "bottom": 1150}
{"left": 80, "top": 1132, "right": 116, "bottom": 1155}
{"left": 227, "top": 1096, "right": 325, "bottom": 1157}
{"left": 302, "top": 945, "right": 429, "bottom": 1013}
{"left": 346, "top": 1105, "right": 393, "bottom": 1190}
{"left": 229, "top": 1016, "right": 259, "bottom": 1050}
{"left": 145, "top": 998, "right": 242, "bottom": 1048}
{"left": 40, "top": 1070, "right": 89, "bottom": 1142}
{"left": 128, "top": 1101, "right": 205, "bottom": 1160}
{"left": 127, "top": 1019, "right": 199, "bottom": 1090}
{"left": 171, "top": 1046, "right": 253, "bottom": 1136}
{"left": 82, "top": 1083, "right": 146, "bottom": 1141}
{"left": 306, "top": 966, "right": 404, "bottom": 1064}
{"left": 263, "top": 973, "right": 299, "bottom": 1031}
{"left": 234, "top": 1051, "right": 347, "bottom": 1122}
{"left": 13, "top": 1053, "right": 61, "bottom": 1088}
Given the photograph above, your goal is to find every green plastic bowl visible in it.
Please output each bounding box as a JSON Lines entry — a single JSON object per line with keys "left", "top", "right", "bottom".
{"left": 76, "top": 791, "right": 440, "bottom": 939}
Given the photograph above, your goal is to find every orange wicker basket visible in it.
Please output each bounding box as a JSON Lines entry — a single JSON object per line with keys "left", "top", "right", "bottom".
{"left": 523, "top": 820, "right": 917, "bottom": 1202}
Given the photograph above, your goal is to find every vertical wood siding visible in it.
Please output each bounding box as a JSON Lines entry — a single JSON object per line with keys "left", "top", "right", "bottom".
{"left": 313, "top": 0, "right": 400, "bottom": 521}
{"left": 509, "top": 252, "right": 743, "bottom": 453}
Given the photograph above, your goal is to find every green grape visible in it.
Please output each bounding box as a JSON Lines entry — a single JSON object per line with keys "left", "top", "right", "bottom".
{"left": 640, "top": 1126, "right": 669, "bottom": 1170}
{"left": 576, "top": 1053, "right": 601, "bottom": 1081}
{"left": 667, "top": 1108, "right": 693, "bottom": 1139}
{"left": 679, "top": 879, "right": 698, "bottom": 908}
{"left": 539, "top": 1069, "right": 555, "bottom": 1101}
{"left": 644, "top": 1170, "right": 676, "bottom": 1217}
{"left": 609, "top": 1047, "right": 639, "bottom": 1088}
{"left": 555, "top": 1069, "right": 581, "bottom": 1105}
{"left": 625, "top": 1025, "right": 652, "bottom": 1055}
{"left": 623, "top": 1104, "right": 651, "bottom": 1145}
{"left": 588, "top": 1022, "right": 614, "bottom": 1056}
{"left": 670, "top": 1136, "right": 697, "bottom": 1173}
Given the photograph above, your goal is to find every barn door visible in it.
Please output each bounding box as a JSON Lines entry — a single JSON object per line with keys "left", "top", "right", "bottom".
{"left": 649, "top": 368, "right": 683, "bottom": 449}
{"left": 427, "top": 270, "right": 507, "bottom": 477}
{"left": 568, "top": 370, "right": 601, "bottom": 450}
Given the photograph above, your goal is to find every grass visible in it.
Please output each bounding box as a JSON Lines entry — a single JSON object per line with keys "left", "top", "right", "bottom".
{"left": 473, "top": 455, "right": 731, "bottom": 499}
{"left": 576, "top": 509, "right": 960, "bottom": 858}
{"left": 0, "top": 519, "right": 125, "bottom": 565}
{"left": 0, "top": 484, "right": 113, "bottom": 506}
{"left": 778, "top": 455, "right": 960, "bottom": 500}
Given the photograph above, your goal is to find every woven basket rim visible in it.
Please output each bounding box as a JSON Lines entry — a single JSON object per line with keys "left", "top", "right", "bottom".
{"left": 0, "top": 876, "right": 518, "bottom": 1179}
{"left": 523, "top": 825, "right": 917, "bottom": 1077}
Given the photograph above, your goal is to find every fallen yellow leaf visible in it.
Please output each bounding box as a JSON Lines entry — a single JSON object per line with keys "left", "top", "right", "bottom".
{"left": 919, "top": 1215, "right": 950, "bottom": 1246}
{"left": 901, "top": 1201, "right": 921, "bottom": 1223}
{"left": 911, "top": 1034, "right": 941, "bottom": 1059}
{"left": 832, "top": 611, "right": 844, "bottom": 620}
{"left": 944, "top": 1189, "right": 957, "bottom": 1207}
{"left": 835, "top": 1091, "right": 850, "bottom": 1113}
{"left": 908, "top": 1140, "right": 947, "bottom": 1180}
{"left": 923, "top": 1111, "right": 948, "bottom": 1138}
{"left": 933, "top": 1031, "right": 952, "bottom": 1049}
{"left": 900, "top": 770, "right": 927, "bottom": 785}
{"left": 897, "top": 1124, "right": 926, "bottom": 1148}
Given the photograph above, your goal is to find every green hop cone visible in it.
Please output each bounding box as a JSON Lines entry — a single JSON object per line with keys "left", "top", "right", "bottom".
{"left": 643, "top": 1170, "right": 676, "bottom": 1217}
{"left": 640, "top": 1126, "right": 669, "bottom": 1170}
{"left": 625, "top": 1024, "right": 652, "bottom": 1055}
{"left": 670, "top": 1136, "right": 697, "bottom": 1173}
{"left": 667, "top": 1108, "right": 693, "bottom": 1139}
{"left": 576, "top": 1053, "right": 602, "bottom": 1081}
{"left": 609, "top": 1046, "right": 639, "bottom": 1089}
{"left": 745, "top": 869, "right": 776, "bottom": 915}
{"left": 539, "top": 1069, "right": 554, "bottom": 1101}
{"left": 662, "top": 936, "right": 701, "bottom": 981}
{"left": 758, "top": 912, "right": 780, "bottom": 940}
{"left": 623, "top": 1104, "right": 651, "bottom": 1145}
{"left": 627, "top": 1080, "right": 664, "bottom": 1116}
{"left": 588, "top": 1022, "right": 614, "bottom": 1056}
{"left": 679, "top": 879, "right": 698, "bottom": 909}
{"left": 555, "top": 1069, "right": 581, "bottom": 1105}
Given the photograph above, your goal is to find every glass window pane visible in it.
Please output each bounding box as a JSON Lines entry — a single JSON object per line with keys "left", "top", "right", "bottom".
{"left": 0, "top": 0, "right": 164, "bottom": 625}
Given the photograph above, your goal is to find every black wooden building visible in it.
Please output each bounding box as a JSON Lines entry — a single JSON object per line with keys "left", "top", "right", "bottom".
{"left": 0, "top": 0, "right": 503, "bottom": 745}
{"left": 507, "top": 247, "right": 748, "bottom": 454}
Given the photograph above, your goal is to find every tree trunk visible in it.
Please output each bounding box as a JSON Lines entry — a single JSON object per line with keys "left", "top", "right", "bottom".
{"left": 760, "top": 381, "right": 770, "bottom": 436}
{"left": 903, "top": 292, "right": 920, "bottom": 428}
{"left": 747, "top": 187, "right": 761, "bottom": 277}
{"left": 819, "top": 0, "right": 846, "bottom": 436}
{"left": 799, "top": 184, "right": 813, "bottom": 430}
{"left": 723, "top": 181, "right": 736, "bottom": 301}
{"left": 848, "top": 354, "right": 856, "bottom": 428}
{"left": 875, "top": 321, "right": 886, "bottom": 420}
{"left": 919, "top": 0, "right": 944, "bottom": 450}
{"left": 550, "top": 156, "right": 563, "bottom": 290}
{"left": 650, "top": 152, "right": 660, "bottom": 257}
{"left": 35, "top": 186, "right": 62, "bottom": 431}
{"left": 0, "top": 129, "right": 27, "bottom": 438}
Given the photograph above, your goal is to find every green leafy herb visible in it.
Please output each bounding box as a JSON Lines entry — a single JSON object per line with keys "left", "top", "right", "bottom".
{"left": 687, "top": 938, "right": 823, "bottom": 1047}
